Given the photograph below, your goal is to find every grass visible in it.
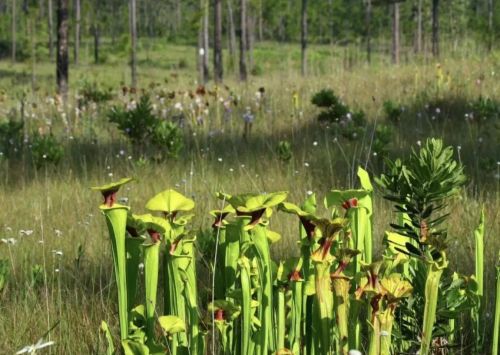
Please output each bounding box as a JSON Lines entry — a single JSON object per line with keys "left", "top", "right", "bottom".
{"left": 0, "top": 39, "right": 499, "bottom": 353}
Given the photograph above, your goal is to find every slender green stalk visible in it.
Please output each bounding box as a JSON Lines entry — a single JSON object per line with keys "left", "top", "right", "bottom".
{"left": 102, "top": 205, "right": 129, "bottom": 340}
{"left": 144, "top": 241, "right": 160, "bottom": 343}
{"left": 126, "top": 236, "right": 142, "bottom": 311}
{"left": 492, "top": 253, "right": 500, "bottom": 355}
{"left": 290, "top": 278, "right": 303, "bottom": 354}
{"left": 276, "top": 286, "right": 286, "bottom": 352}
{"left": 312, "top": 259, "right": 333, "bottom": 353}
{"left": 473, "top": 207, "right": 485, "bottom": 351}
{"left": 379, "top": 310, "right": 394, "bottom": 355}
{"left": 332, "top": 276, "right": 350, "bottom": 355}
{"left": 420, "top": 262, "right": 445, "bottom": 355}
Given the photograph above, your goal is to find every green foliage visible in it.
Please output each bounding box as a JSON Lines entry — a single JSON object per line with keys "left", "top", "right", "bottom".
{"left": 383, "top": 100, "right": 404, "bottom": 125}
{"left": 78, "top": 80, "right": 114, "bottom": 105}
{"left": 276, "top": 140, "right": 292, "bottom": 162}
{"left": 0, "top": 118, "right": 24, "bottom": 159}
{"left": 30, "top": 133, "right": 64, "bottom": 168}
{"left": 311, "top": 88, "right": 366, "bottom": 140}
{"left": 152, "top": 121, "right": 183, "bottom": 159}
{"left": 108, "top": 95, "right": 158, "bottom": 146}
{"left": 108, "top": 95, "right": 183, "bottom": 159}
{"left": 0, "top": 260, "right": 9, "bottom": 292}
{"left": 372, "top": 124, "right": 393, "bottom": 159}
{"left": 469, "top": 96, "right": 500, "bottom": 124}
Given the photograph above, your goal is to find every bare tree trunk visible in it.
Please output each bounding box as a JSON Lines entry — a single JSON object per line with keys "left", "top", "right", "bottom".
{"left": 129, "top": 0, "right": 137, "bottom": 88}
{"left": 488, "top": 0, "right": 494, "bottom": 51}
{"left": 93, "top": 24, "right": 99, "bottom": 64}
{"left": 11, "top": 0, "right": 16, "bottom": 62}
{"left": 198, "top": 25, "right": 205, "bottom": 83}
{"left": 258, "top": 0, "right": 263, "bottom": 41}
{"left": 328, "top": 0, "right": 334, "bottom": 44}
{"left": 56, "top": 0, "right": 69, "bottom": 100}
{"left": 246, "top": 8, "right": 254, "bottom": 71}
{"left": 432, "top": 0, "right": 440, "bottom": 57}
{"left": 416, "top": 0, "right": 422, "bottom": 53}
{"left": 392, "top": 2, "right": 400, "bottom": 65}
{"left": 365, "top": 0, "right": 372, "bottom": 63}
{"left": 74, "top": 0, "right": 80, "bottom": 64}
{"left": 301, "top": 0, "right": 307, "bottom": 76}
{"left": 227, "top": 0, "right": 237, "bottom": 67}
{"left": 176, "top": 0, "right": 181, "bottom": 33}
{"left": 239, "top": 0, "right": 247, "bottom": 81}
{"left": 48, "top": 0, "right": 54, "bottom": 59}
{"left": 203, "top": 0, "right": 210, "bottom": 81}
{"left": 214, "top": 0, "right": 223, "bottom": 82}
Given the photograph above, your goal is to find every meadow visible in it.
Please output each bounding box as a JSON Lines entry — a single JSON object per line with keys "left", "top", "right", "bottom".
{"left": 0, "top": 40, "right": 499, "bottom": 354}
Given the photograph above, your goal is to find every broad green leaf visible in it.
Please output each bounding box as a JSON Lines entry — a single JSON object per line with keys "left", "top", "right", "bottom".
{"left": 146, "top": 189, "right": 195, "bottom": 213}
{"left": 357, "top": 166, "right": 373, "bottom": 192}
{"left": 100, "top": 321, "right": 115, "bottom": 355}
{"left": 122, "top": 339, "right": 149, "bottom": 355}
{"left": 266, "top": 229, "right": 282, "bottom": 243}
{"left": 91, "top": 177, "right": 134, "bottom": 192}
{"left": 158, "top": 315, "right": 186, "bottom": 335}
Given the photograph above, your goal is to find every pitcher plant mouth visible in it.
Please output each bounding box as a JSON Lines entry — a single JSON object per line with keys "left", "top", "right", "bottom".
{"left": 91, "top": 177, "right": 134, "bottom": 208}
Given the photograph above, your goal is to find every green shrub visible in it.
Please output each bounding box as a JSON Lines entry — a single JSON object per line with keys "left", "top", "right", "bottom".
{"left": 0, "top": 118, "right": 24, "bottom": 159}
{"left": 30, "top": 133, "right": 64, "bottom": 168}
{"left": 108, "top": 95, "right": 184, "bottom": 159}
{"left": 311, "top": 89, "right": 366, "bottom": 140}
{"left": 383, "top": 100, "right": 404, "bottom": 125}
{"left": 78, "top": 80, "right": 114, "bottom": 105}
{"left": 276, "top": 140, "right": 292, "bottom": 162}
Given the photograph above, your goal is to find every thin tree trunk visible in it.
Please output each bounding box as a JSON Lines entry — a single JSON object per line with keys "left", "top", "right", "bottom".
{"left": 258, "top": 0, "right": 263, "bottom": 41}
{"left": 203, "top": 0, "right": 210, "bottom": 81}
{"left": 214, "top": 0, "right": 223, "bottom": 82}
{"left": 365, "top": 0, "right": 372, "bottom": 63}
{"left": 392, "top": 2, "right": 400, "bottom": 65}
{"left": 488, "top": 0, "right": 494, "bottom": 51}
{"left": 432, "top": 0, "right": 440, "bottom": 57}
{"left": 301, "top": 0, "right": 307, "bottom": 76}
{"left": 74, "top": 0, "right": 80, "bottom": 64}
{"left": 416, "top": 0, "right": 422, "bottom": 53}
{"left": 93, "top": 24, "right": 100, "bottom": 64}
{"left": 56, "top": 0, "right": 69, "bottom": 100}
{"left": 198, "top": 23, "right": 205, "bottom": 84}
{"left": 129, "top": 0, "right": 138, "bottom": 88}
{"left": 48, "top": 0, "right": 54, "bottom": 59}
{"left": 227, "top": 0, "right": 237, "bottom": 66}
{"left": 246, "top": 8, "right": 254, "bottom": 71}
{"left": 176, "top": 0, "right": 181, "bottom": 33}
{"left": 11, "top": 0, "right": 16, "bottom": 62}
{"left": 328, "top": 0, "right": 334, "bottom": 44}
{"left": 239, "top": 0, "right": 247, "bottom": 81}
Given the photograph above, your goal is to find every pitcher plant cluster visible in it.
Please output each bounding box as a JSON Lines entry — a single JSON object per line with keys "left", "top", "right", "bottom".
{"left": 92, "top": 138, "right": 498, "bottom": 355}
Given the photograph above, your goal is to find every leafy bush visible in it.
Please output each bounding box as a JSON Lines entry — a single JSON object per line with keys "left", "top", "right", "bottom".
{"left": 30, "top": 133, "right": 64, "bottom": 168}
{"left": 152, "top": 121, "right": 183, "bottom": 159}
{"left": 78, "top": 80, "right": 114, "bottom": 105}
{"left": 311, "top": 89, "right": 366, "bottom": 140}
{"left": 469, "top": 96, "right": 500, "bottom": 123}
{"left": 276, "top": 140, "right": 292, "bottom": 162}
{"left": 383, "top": 100, "right": 404, "bottom": 125}
{"left": 372, "top": 124, "right": 393, "bottom": 158}
{"left": 0, "top": 118, "right": 24, "bottom": 159}
{"left": 108, "top": 95, "right": 184, "bottom": 158}
{"left": 108, "top": 95, "right": 158, "bottom": 146}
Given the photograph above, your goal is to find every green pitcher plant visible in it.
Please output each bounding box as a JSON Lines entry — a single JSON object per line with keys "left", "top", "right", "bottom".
{"left": 92, "top": 177, "right": 134, "bottom": 340}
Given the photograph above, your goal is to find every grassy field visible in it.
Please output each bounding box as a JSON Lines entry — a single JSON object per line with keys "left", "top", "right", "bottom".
{"left": 0, "top": 40, "right": 499, "bottom": 353}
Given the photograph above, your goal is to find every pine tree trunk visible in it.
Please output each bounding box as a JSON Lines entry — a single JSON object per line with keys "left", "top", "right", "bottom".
{"left": 488, "top": 0, "right": 494, "bottom": 51}
{"left": 365, "top": 0, "right": 372, "bottom": 63}
{"left": 416, "top": 0, "right": 422, "bottom": 53}
{"left": 56, "top": 0, "right": 69, "bottom": 99}
{"left": 392, "top": 2, "right": 400, "bottom": 65}
{"left": 214, "top": 0, "right": 223, "bottom": 82}
{"left": 93, "top": 25, "right": 99, "bottom": 64}
{"left": 11, "top": 0, "right": 16, "bottom": 62}
{"left": 246, "top": 8, "right": 254, "bottom": 71}
{"left": 239, "top": 0, "right": 247, "bottom": 81}
{"left": 129, "top": 0, "right": 138, "bottom": 88}
{"left": 74, "top": 0, "right": 80, "bottom": 65}
{"left": 432, "top": 0, "right": 440, "bottom": 57}
{"left": 48, "top": 0, "right": 54, "bottom": 59}
{"left": 203, "top": 0, "right": 210, "bottom": 81}
{"left": 301, "top": 0, "right": 307, "bottom": 76}
{"left": 227, "top": 0, "right": 237, "bottom": 67}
